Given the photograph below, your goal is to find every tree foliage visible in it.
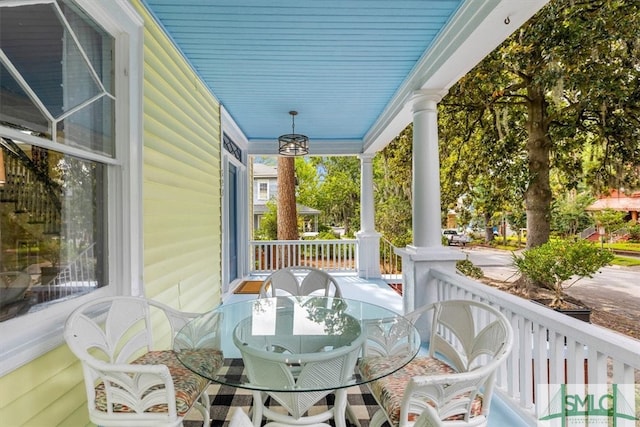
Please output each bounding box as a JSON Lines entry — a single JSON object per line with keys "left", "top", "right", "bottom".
{"left": 254, "top": 200, "right": 277, "bottom": 240}
{"left": 294, "top": 157, "right": 320, "bottom": 208}
{"left": 311, "top": 157, "right": 361, "bottom": 236}
{"left": 374, "top": 127, "right": 413, "bottom": 247}
{"left": 439, "top": 0, "right": 640, "bottom": 248}
{"left": 592, "top": 208, "right": 628, "bottom": 240}
{"left": 550, "top": 188, "right": 595, "bottom": 237}
{"left": 512, "top": 239, "right": 614, "bottom": 308}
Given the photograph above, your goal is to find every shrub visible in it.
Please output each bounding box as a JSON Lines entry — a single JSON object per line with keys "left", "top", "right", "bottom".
{"left": 512, "top": 239, "right": 614, "bottom": 308}
{"left": 456, "top": 256, "right": 483, "bottom": 279}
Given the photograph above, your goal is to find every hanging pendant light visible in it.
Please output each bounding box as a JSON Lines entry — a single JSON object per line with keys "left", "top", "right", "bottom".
{"left": 278, "top": 111, "right": 309, "bottom": 156}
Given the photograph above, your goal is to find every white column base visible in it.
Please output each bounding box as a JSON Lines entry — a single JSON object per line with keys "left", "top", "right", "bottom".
{"left": 395, "top": 246, "right": 465, "bottom": 315}
{"left": 356, "top": 231, "right": 381, "bottom": 279}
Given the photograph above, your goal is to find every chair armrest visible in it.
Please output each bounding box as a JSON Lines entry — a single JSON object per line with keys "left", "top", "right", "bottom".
{"left": 146, "top": 299, "right": 201, "bottom": 333}
{"left": 408, "top": 370, "right": 479, "bottom": 386}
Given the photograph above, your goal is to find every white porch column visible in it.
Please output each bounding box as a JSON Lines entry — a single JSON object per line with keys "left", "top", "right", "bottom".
{"left": 356, "top": 153, "right": 381, "bottom": 279}
{"left": 396, "top": 89, "right": 464, "bottom": 315}
{"left": 412, "top": 91, "right": 444, "bottom": 247}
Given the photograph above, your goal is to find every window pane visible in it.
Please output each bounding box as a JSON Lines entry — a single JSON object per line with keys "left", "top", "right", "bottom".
{"left": 0, "top": 3, "right": 65, "bottom": 118}
{"left": 0, "top": 139, "right": 107, "bottom": 321}
{"left": 59, "top": 0, "right": 114, "bottom": 96}
{"left": 258, "top": 182, "right": 268, "bottom": 200}
{"left": 0, "top": 62, "right": 50, "bottom": 136}
{"left": 57, "top": 95, "right": 115, "bottom": 156}
{"left": 0, "top": 1, "right": 115, "bottom": 156}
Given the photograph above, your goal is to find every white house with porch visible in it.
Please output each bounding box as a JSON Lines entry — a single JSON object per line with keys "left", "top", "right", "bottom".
{"left": 0, "top": 0, "right": 638, "bottom": 426}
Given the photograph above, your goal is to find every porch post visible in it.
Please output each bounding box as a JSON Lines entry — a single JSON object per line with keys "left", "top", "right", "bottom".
{"left": 395, "top": 89, "right": 464, "bottom": 315}
{"left": 356, "top": 153, "right": 381, "bottom": 279}
{"left": 412, "top": 91, "right": 444, "bottom": 248}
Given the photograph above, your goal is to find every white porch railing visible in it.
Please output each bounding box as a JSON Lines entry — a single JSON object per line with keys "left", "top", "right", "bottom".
{"left": 250, "top": 239, "right": 357, "bottom": 274}
{"left": 425, "top": 267, "right": 640, "bottom": 424}
{"left": 380, "top": 237, "right": 402, "bottom": 283}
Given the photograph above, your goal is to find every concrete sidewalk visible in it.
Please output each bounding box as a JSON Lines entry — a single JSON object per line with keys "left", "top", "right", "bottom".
{"left": 460, "top": 246, "right": 520, "bottom": 283}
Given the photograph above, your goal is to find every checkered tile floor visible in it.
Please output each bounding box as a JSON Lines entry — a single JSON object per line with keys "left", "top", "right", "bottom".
{"left": 184, "top": 358, "right": 381, "bottom": 427}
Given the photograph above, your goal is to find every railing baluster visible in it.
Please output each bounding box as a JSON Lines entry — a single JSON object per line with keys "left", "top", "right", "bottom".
{"left": 587, "top": 351, "right": 606, "bottom": 385}
{"left": 532, "top": 324, "right": 548, "bottom": 402}
{"left": 520, "top": 318, "right": 534, "bottom": 407}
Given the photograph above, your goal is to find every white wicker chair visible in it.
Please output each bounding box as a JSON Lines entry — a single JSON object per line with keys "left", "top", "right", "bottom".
{"left": 361, "top": 300, "right": 513, "bottom": 427}
{"left": 259, "top": 266, "right": 342, "bottom": 298}
{"left": 233, "top": 312, "right": 364, "bottom": 427}
{"left": 64, "top": 296, "right": 216, "bottom": 427}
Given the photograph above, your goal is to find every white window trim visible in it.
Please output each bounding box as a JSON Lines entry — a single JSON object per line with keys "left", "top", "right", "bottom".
{"left": 0, "top": 0, "right": 143, "bottom": 377}
{"left": 221, "top": 107, "right": 249, "bottom": 295}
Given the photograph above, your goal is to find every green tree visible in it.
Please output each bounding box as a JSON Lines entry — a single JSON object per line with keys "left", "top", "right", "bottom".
{"left": 592, "top": 208, "right": 627, "bottom": 242}
{"left": 294, "top": 157, "right": 320, "bottom": 209}
{"left": 550, "top": 189, "right": 595, "bottom": 237}
{"left": 313, "top": 157, "right": 361, "bottom": 236}
{"left": 254, "top": 200, "right": 277, "bottom": 240}
{"left": 507, "top": 207, "right": 527, "bottom": 245}
{"left": 374, "top": 127, "right": 413, "bottom": 247}
{"left": 628, "top": 224, "right": 640, "bottom": 242}
{"left": 440, "top": 0, "right": 640, "bottom": 249}
{"left": 438, "top": 56, "right": 530, "bottom": 243}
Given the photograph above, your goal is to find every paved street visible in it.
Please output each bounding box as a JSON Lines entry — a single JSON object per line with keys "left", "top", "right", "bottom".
{"left": 459, "top": 246, "right": 640, "bottom": 322}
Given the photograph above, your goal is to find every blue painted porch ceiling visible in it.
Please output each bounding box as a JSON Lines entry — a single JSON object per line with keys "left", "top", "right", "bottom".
{"left": 144, "top": 0, "right": 463, "bottom": 142}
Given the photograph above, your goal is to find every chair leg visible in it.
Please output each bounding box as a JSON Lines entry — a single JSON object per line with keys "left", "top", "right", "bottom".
{"left": 251, "top": 390, "right": 264, "bottom": 427}
{"left": 345, "top": 402, "right": 361, "bottom": 427}
{"left": 192, "top": 390, "right": 210, "bottom": 425}
{"left": 333, "top": 389, "right": 349, "bottom": 427}
{"left": 369, "top": 409, "right": 389, "bottom": 427}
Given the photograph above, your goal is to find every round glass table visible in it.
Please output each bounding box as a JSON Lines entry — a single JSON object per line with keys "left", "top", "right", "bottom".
{"left": 173, "top": 296, "right": 420, "bottom": 392}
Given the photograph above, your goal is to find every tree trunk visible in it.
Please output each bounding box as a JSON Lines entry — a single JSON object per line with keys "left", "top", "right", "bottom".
{"left": 277, "top": 157, "right": 299, "bottom": 266}
{"left": 484, "top": 211, "right": 494, "bottom": 243}
{"left": 525, "top": 87, "right": 551, "bottom": 249}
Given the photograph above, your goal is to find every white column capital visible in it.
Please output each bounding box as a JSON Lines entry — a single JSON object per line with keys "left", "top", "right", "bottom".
{"left": 411, "top": 89, "right": 448, "bottom": 112}
{"left": 358, "top": 152, "right": 375, "bottom": 162}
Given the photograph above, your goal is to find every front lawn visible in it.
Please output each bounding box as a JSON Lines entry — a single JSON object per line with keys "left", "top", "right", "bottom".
{"left": 605, "top": 241, "right": 640, "bottom": 252}
{"left": 611, "top": 256, "right": 640, "bottom": 267}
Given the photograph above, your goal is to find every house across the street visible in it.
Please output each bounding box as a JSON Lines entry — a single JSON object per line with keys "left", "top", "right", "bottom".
{"left": 586, "top": 189, "right": 640, "bottom": 223}
{"left": 252, "top": 163, "right": 321, "bottom": 235}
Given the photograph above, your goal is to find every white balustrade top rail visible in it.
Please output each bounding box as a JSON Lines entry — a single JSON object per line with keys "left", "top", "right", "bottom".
{"left": 250, "top": 239, "right": 357, "bottom": 274}
{"left": 425, "top": 267, "right": 640, "bottom": 425}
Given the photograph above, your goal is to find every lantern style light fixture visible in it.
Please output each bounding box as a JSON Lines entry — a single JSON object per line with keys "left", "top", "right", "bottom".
{"left": 278, "top": 111, "right": 309, "bottom": 156}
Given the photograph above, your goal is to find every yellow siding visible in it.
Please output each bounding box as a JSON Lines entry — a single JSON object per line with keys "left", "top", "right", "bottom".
{"left": 134, "top": 0, "right": 222, "bottom": 311}
{"left": 0, "top": 1, "right": 223, "bottom": 424}
{"left": 0, "top": 345, "right": 88, "bottom": 426}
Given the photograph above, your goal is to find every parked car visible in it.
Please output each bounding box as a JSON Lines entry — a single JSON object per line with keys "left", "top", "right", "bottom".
{"left": 442, "top": 229, "right": 471, "bottom": 246}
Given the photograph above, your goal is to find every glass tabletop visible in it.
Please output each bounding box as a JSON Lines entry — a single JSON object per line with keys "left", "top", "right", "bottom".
{"left": 173, "top": 296, "right": 420, "bottom": 392}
